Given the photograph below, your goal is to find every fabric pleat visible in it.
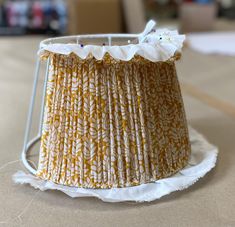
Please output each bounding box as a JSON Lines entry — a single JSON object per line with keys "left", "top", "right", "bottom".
{"left": 37, "top": 53, "right": 191, "bottom": 189}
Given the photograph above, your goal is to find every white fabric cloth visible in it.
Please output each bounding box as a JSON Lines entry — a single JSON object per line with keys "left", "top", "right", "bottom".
{"left": 188, "top": 32, "right": 235, "bottom": 56}
{"left": 38, "top": 20, "right": 185, "bottom": 62}
{"left": 13, "top": 127, "right": 218, "bottom": 203}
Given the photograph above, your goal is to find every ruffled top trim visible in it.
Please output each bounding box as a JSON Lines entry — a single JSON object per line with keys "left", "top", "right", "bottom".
{"left": 39, "top": 20, "right": 185, "bottom": 62}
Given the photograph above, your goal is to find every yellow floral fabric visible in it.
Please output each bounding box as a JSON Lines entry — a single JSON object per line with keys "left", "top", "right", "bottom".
{"left": 37, "top": 53, "right": 191, "bottom": 189}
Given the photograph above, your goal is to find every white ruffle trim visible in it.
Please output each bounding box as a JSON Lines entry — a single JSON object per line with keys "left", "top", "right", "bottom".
{"left": 39, "top": 20, "right": 185, "bottom": 62}
{"left": 13, "top": 127, "right": 218, "bottom": 202}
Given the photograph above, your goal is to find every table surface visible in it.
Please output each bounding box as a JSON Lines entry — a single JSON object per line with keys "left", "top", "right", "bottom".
{"left": 0, "top": 36, "right": 235, "bottom": 227}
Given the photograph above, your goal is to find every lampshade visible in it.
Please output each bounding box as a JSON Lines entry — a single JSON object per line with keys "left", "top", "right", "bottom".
{"left": 13, "top": 21, "right": 218, "bottom": 202}
{"left": 36, "top": 52, "right": 191, "bottom": 189}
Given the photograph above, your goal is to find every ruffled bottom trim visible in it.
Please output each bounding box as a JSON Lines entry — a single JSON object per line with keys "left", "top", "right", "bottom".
{"left": 13, "top": 127, "right": 218, "bottom": 202}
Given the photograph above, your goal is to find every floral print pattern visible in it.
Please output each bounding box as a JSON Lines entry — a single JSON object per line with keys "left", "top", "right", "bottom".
{"left": 37, "top": 53, "right": 191, "bottom": 189}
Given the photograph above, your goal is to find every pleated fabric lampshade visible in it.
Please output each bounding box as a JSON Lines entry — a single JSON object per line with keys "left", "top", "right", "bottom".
{"left": 36, "top": 52, "right": 190, "bottom": 189}
{"left": 15, "top": 20, "right": 218, "bottom": 202}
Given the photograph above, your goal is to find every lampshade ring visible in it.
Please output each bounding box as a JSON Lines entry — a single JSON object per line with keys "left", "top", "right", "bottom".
{"left": 21, "top": 136, "right": 40, "bottom": 175}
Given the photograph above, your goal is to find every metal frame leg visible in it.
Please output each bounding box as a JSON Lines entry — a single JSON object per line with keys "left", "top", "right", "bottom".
{"left": 21, "top": 57, "right": 50, "bottom": 175}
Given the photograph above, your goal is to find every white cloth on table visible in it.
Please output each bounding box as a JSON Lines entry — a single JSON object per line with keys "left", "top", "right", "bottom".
{"left": 188, "top": 32, "right": 235, "bottom": 56}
